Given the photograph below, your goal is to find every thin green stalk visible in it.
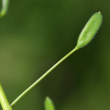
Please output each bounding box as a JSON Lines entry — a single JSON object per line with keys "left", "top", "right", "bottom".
{"left": 10, "top": 46, "right": 78, "bottom": 106}
{"left": 10, "top": 12, "right": 103, "bottom": 107}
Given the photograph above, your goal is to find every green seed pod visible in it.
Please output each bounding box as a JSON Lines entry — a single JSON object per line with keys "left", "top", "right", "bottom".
{"left": 76, "top": 12, "right": 103, "bottom": 49}
{"left": 44, "top": 97, "right": 55, "bottom": 110}
{"left": 0, "top": 84, "right": 12, "bottom": 110}
{"left": 0, "top": 0, "right": 9, "bottom": 17}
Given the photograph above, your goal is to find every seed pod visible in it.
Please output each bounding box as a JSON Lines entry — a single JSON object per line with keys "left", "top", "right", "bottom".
{"left": 76, "top": 12, "right": 103, "bottom": 49}
{"left": 0, "top": 84, "right": 12, "bottom": 110}
{"left": 0, "top": 0, "right": 9, "bottom": 17}
{"left": 44, "top": 97, "right": 55, "bottom": 110}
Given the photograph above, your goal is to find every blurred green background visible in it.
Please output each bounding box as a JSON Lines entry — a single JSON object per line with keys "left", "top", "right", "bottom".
{"left": 0, "top": 0, "right": 110, "bottom": 110}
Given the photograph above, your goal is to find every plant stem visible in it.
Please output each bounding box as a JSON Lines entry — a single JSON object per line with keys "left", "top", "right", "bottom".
{"left": 10, "top": 46, "right": 78, "bottom": 107}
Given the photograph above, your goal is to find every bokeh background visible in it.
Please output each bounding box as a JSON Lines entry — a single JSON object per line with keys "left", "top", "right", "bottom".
{"left": 0, "top": 0, "right": 110, "bottom": 110}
